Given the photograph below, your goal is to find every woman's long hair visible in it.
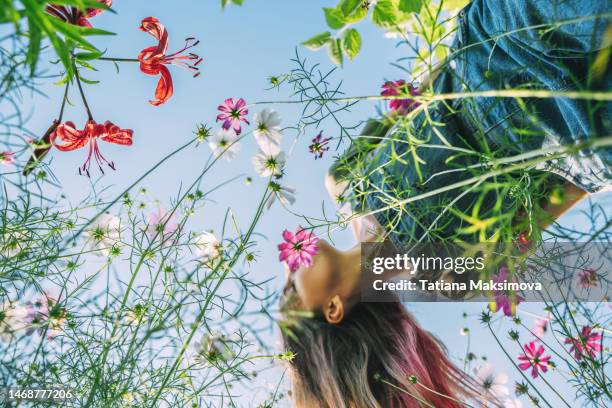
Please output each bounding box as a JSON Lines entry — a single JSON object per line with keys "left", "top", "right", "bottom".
{"left": 280, "top": 298, "right": 500, "bottom": 408}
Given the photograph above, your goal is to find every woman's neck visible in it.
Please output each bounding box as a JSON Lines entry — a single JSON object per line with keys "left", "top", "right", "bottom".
{"left": 336, "top": 244, "right": 363, "bottom": 303}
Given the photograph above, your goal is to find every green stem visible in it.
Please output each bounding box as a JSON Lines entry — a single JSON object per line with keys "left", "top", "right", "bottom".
{"left": 98, "top": 57, "right": 139, "bottom": 62}
{"left": 84, "top": 133, "right": 251, "bottom": 406}
{"left": 147, "top": 181, "right": 271, "bottom": 407}
{"left": 512, "top": 339, "right": 572, "bottom": 408}
{"left": 250, "top": 88, "right": 612, "bottom": 107}
{"left": 378, "top": 378, "right": 435, "bottom": 408}
{"left": 58, "top": 81, "right": 69, "bottom": 121}
{"left": 73, "top": 63, "right": 93, "bottom": 121}
{"left": 486, "top": 322, "right": 553, "bottom": 408}
{"left": 414, "top": 380, "right": 476, "bottom": 408}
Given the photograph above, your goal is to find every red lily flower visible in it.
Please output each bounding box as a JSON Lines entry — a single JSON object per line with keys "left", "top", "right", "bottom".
{"left": 51, "top": 120, "right": 133, "bottom": 176}
{"left": 46, "top": 0, "right": 112, "bottom": 27}
{"left": 138, "top": 17, "right": 203, "bottom": 106}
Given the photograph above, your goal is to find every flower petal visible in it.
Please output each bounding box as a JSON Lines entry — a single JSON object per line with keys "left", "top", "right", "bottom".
{"left": 149, "top": 66, "right": 173, "bottom": 106}
{"left": 52, "top": 122, "right": 88, "bottom": 151}
{"left": 139, "top": 16, "right": 169, "bottom": 56}
{"left": 100, "top": 121, "right": 134, "bottom": 145}
{"left": 86, "top": 0, "right": 112, "bottom": 18}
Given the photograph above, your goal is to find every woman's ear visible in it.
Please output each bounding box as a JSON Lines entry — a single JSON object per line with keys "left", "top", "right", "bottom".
{"left": 324, "top": 294, "right": 344, "bottom": 324}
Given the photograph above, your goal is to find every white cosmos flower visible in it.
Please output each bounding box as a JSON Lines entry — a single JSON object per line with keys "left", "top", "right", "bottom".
{"left": 1, "top": 231, "right": 30, "bottom": 258}
{"left": 251, "top": 150, "right": 286, "bottom": 177}
{"left": 122, "top": 304, "right": 148, "bottom": 326}
{"left": 192, "top": 332, "right": 235, "bottom": 367}
{"left": 87, "top": 213, "right": 122, "bottom": 257}
{"left": 0, "top": 301, "right": 27, "bottom": 342}
{"left": 209, "top": 128, "right": 240, "bottom": 161}
{"left": 253, "top": 108, "right": 282, "bottom": 155}
{"left": 193, "top": 231, "right": 221, "bottom": 261}
{"left": 265, "top": 181, "right": 296, "bottom": 210}
{"left": 473, "top": 363, "right": 510, "bottom": 399}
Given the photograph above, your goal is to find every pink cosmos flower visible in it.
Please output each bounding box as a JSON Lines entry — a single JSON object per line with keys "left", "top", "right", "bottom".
{"left": 491, "top": 266, "right": 524, "bottom": 317}
{"left": 309, "top": 131, "right": 331, "bottom": 159}
{"left": 532, "top": 314, "right": 550, "bottom": 340}
{"left": 564, "top": 326, "right": 602, "bottom": 360}
{"left": 517, "top": 341, "right": 551, "bottom": 378}
{"left": 146, "top": 208, "right": 179, "bottom": 239}
{"left": 138, "top": 17, "right": 202, "bottom": 106}
{"left": 278, "top": 227, "right": 319, "bottom": 272}
{"left": 25, "top": 295, "right": 66, "bottom": 340}
{"left": 577, "top": 268, "right": 599, "bottom": 289}
{"left": 380, "top": 80, "right": 421, "bottom": 113}
{"left": 0, "top": 151, "right": 15, "bottom": 165}
{"left": 216, "top": 98, "right": 249, "bottom": 135}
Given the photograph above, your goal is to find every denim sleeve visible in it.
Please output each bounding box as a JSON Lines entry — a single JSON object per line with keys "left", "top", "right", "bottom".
{"left": 459, "top": 0, "right": 612, "bottom": 193}
{"left": 474, "top": 0, "right": 611, "bottom": 56}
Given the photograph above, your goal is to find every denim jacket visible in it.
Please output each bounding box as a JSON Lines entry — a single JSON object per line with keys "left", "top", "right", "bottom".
{"left": 338, "top": 0, "right": 611, "bottom": 246}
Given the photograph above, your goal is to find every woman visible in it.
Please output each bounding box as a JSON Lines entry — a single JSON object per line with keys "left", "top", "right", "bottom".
{"left": 280, "top": 0, "right": 610, "bottom": 407}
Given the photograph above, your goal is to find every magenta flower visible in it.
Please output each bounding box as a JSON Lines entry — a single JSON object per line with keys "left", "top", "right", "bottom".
{"left": 517, "top": 341, "right": 551, "bottom": 378}
{"left": 216, "top": 98, "right": 249, "bottom": 135}
{"left": 577, "top": 268, "right": 599, "bottom": 289}
{"left": 564, "top": 326, "right": 602, "bottom": 360}
{"left": 277, "top": 227, "right": 319, "bottom": 272}
{"left": 0, "top": 151, "right": 15, "bottom": 165}
{"left": 380, "top": 80, "right": 421, "bottom": 113}
{"left": 490, "top": 266, "right": 524, "bottom": 317}
{"left": 309, "top": 131, "right": 331, "bottom": 159}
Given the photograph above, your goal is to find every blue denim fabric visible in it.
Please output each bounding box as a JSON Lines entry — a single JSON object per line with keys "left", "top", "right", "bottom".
{"left": 354, "top": 0, "right": 611, "bottom": 246}
{"left": 455, "top": 0, "right": 611, "bottom": 192}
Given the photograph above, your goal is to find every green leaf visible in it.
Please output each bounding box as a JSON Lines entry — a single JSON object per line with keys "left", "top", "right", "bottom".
{"left": 74, "top": 51, "right": 104, "bottom": 61}
{"left": 21, "top": 0, "right": 74, "bottom": 78}
{"left": 76, "top": 59, "right": 97, "bottom": 71}
{"left": 221, "top": 0, "right": 244, "bottom": 8}
{"left": 323, "top": 7, "right": 346, "bottom": 30}
{"left": 398, "top": 0, "right": 422, "bottom": 13}
{"left": 302, "top": 31, "right": 332, "bottom": 50}
{"left": 0, "top": 0, "right": 21, "bottom": 24}
{"left": 48, "top": 18, "right": 100, "bottom": 52}
{"left": 26, "top": 18, "right": 42, "bottom": 75}
{"left": 344, "top": 4, "right": 368, "bottom": 23}
{"left": 53, "top": 74, "right": 71, "bottom": 86}
{"left": 339, "top": 0, "right": 361, "bottom": 16}
{"left": 342, "top": 29, "right": 361, "bottom": 60}
{"left": 328, "top": 38, "right": 344, "bottom": 66}
{"left": 371, "top": 0, "right": 399, "bottom": 28}
{"left": 443, "top": 0, "right": 470, "bottom": 9}
{"left": 77, "top": 75, "right": 100, "bottom": 84}
{"left": 73, "top": 26, "right": 115, "bottom": 37}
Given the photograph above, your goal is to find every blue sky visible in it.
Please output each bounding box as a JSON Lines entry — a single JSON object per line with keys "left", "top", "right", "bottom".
{"left": 19, "top": 0, "right": 611, "bottom": 405}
